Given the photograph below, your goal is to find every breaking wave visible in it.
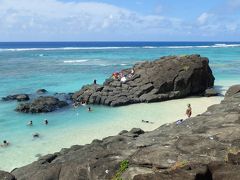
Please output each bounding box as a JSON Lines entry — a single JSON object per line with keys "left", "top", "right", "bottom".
{"left": 62, "top": 59, "right": 131, "bottom": 67}
{"left": 0, "top": 43, "right": 240, "bottom": 52}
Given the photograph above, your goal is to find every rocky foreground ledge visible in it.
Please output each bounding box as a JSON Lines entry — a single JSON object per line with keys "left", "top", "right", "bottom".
{"left": 1, "top": 85, "right": 240, "bottom": 180}
{"left": 72, "top": 54, "right": 215, "bottom": 106}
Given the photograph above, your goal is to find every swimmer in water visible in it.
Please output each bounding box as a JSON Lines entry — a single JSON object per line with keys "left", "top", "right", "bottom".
{"left": 81, "top": 101, "right": 87, "bottom": 106}
{"left": 44, "top": 119, "right": 48, "bottom": 125}
{"left": 141, "top": 120, "right": 154, "bottom": 124}
{"left": 33, "top": 133, "right": 40, "bottom": 138}
{"left": 27, "top": 120, "right": 33, "bottom": 126}
{"left": 1, "top": 140, "right": 10, "bottom": 147}
{"left": 88, "top": 107, "right": 92, "bottom": 112}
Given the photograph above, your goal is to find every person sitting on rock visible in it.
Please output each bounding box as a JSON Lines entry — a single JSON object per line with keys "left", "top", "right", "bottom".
{"left": 93, "top": 79, "right": 97, "bottom": 84}
{"left": 131, "top": 68, "right": 135, "bottom": 75}
{"left": 112, "top": 72, "right": 119, "bottom": 80}
{"left": 119, "top": 71, "right": 124, "bottom": 78}
{"left": 186, "top": 104, "right": 192, "bottom": 118}
{"left": 121, "top": 76, "right": 127, "bottom": 83}
{"left": 1, "top": 140, "right": 10, "bottom": 147}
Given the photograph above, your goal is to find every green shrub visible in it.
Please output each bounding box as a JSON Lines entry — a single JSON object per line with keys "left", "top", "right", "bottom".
{"left": 112, "top": 160, "right": 129, "bottom": 180}
{"left": 225, "top": 147, "right": 240, "bottom": 162}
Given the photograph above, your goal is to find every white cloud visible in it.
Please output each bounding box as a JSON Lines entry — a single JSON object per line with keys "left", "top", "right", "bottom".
{"left": 0, "top": 0, "right": 185, "bottom": 41}
{"left": 196, "top": 13, "right": 240, "bottom": 39}
{"left": 197, "top": 12, "right": 212, "bottom": 25}
{"left": 226, "top": 23, "right": 238, "bottom": 32}
{"left": 0, "top": 0, "right": 239, "bottom": 41}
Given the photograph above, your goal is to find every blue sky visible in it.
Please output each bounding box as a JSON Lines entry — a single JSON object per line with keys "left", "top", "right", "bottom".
{"left": 0, "top": 0, "right": 240, "bottom": 41}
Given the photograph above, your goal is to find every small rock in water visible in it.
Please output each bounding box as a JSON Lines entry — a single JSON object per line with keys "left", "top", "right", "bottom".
{"left": 204, "top": 88, "right": 219, "bottom": 97}
{"left": 16, "top": 96, "right": 68, "bottom": 113}
{"left": 35, "top": 154, "right": 42, "bottom": 158}
{"left": 36, "top": 89, "right": 48, "bottom": 94}
{"left": 2, "top": 94, "right": 30, "bottom": 102}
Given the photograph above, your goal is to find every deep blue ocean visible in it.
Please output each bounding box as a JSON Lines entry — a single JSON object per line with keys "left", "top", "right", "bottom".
{"left": 0, "top": 41, "right": 239, "bottom": 171}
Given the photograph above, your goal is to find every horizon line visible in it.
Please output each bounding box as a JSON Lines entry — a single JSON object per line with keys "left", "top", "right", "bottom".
{"left": 0, "top": 40, "right": 240, "bottom": 43}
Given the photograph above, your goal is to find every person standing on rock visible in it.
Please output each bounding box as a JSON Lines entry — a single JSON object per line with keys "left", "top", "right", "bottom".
{"left": 128, "top": 68, "right": 135, "bottom": 78}
{"left": 186, "top": 104, "right": 192, "bottom": 118}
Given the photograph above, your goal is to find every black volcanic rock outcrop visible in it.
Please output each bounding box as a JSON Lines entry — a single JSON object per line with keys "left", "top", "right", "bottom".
{"left": 72, "top": 54, "right": 214, "bottom": 106}
{"left": 0, "top": 171, "right": 16, "bottom": 180}
{"left": 15, "top": 96, "right": 68, "bottom": 113}
{"left": 133, "top": 153, "right": 240, "bottom": 180}
{"left": 2, "top": 94, "right": 30, "bottom": 102}
{"left": 9, "top": 89, "right": 240, "bottom": 180}
{"left": 225, "top": 84, "right": 240, "bottom": 98}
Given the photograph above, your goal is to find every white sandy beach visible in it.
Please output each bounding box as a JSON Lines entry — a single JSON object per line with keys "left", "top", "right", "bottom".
{"left": 0, "top": 95, "right": 223, "bottom": 171}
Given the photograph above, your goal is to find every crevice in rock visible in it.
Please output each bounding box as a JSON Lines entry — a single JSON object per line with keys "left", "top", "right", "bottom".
{"left": 195, "top": 166, "right": 212, "bottom": 180}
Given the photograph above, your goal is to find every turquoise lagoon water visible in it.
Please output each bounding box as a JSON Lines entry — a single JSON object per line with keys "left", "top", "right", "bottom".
{"left": 0, "top": 42, "right": 240, "bottom": 171}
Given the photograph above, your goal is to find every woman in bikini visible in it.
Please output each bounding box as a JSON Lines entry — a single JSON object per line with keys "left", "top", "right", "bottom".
{"left": 186, "top": 104, "right": 192, "bottom": 118}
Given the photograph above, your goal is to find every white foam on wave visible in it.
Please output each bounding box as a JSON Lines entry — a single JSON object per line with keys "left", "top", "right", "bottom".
{"left": 142, "top": 46, "right": 158, "bottom": 49}
{"left": 0, "top": 46, "right": 137, "bottom": 52}
{"left": 62, "top": 59, "right": 109, "bottom": 66}
{"left": 61, "top": 59, "right": 131, "bottom": 67}
{"left": 212, "top": 43, "right": 240, "bottom": 48}
{"left": 161, "top": 44, "right": 240, "bottom": 49}
{"left": 165, "top": 46, "right": 194, "bottom": 49}
{"left": 63, "top": 59, "right": 89, "bottom": 63}
{"left": 0, "top": 43, "right": 240, "bottom": 52}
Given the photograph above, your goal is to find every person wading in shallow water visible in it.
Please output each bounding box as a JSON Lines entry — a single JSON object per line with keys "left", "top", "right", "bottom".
{"left": 27, "top": 120, "right": 33, "bottom": 126}
{"left": 186, "top": 104, "right": 192, "bottom": 118}
{"left": 44, "top": 119, "right": 48, "bottom": 125}
{"left": 1, "top": 140, "right": 10, "bottom": 147}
